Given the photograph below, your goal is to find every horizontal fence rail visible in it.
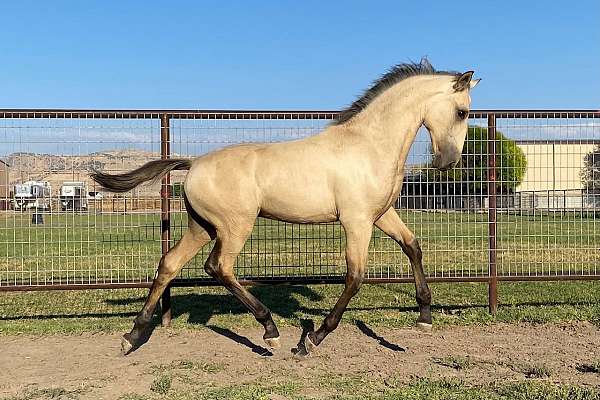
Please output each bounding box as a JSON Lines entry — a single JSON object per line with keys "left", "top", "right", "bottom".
{"left": 0, "top": 109, "right": 599, "bottom": 299}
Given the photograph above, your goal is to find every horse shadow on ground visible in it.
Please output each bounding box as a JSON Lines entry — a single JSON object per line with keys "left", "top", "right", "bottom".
{"left": 106, "top": 285, "right": 325, "bottom": 355}
{"left": 7, "top": 284, "right": 595, "bottom": 355}
{"left": 106, "top": 286, "right": 409, "bottom": 355}
{"left": 207, "top": 326, "right": 274, "bottom": 356}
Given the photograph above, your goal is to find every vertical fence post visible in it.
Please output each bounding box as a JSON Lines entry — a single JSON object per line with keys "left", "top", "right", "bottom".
{"left": 160, "top": 113, "right": 172, "bottom": 326}
{"left": 487, "top": 113, "right": 498, "bottom": 315}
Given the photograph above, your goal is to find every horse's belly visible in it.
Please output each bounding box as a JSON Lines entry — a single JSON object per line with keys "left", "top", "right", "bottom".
{"left": 259, "top": 193, "right": 337, "bottom": 224}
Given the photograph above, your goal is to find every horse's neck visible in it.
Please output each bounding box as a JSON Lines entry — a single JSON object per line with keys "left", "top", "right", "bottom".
{"left": 340, "top": 80, "right": 434, "bottom": 170}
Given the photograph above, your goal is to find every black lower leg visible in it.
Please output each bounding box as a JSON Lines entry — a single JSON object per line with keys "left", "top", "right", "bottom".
{"left": 125, "top": 255, "right": 173, "bottom": 345}
{"left": 125, "top": 304, "right": 156, "bottom": 345}
{"left": 416, "top": 287, "right": 432, "bottom": 325}
{"left": 309, "top": 278, "right": 361, "bottom": 347}
{"left": 126, "top": 276, "right": 174, "bottom": 346}
{"left": 223, "top": 277, "right": 280, "bottom": 340}
{"left": 402, "top": 239, "right": 432, "bottom": 325}
{"left": 310, "top": 309, "right": 342, "bottom": 346}
{"left": 256, "top": 310, "right": 279, "bottom": 340}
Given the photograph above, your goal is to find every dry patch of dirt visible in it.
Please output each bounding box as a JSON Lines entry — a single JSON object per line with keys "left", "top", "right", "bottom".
{"left": 1, "top": 322, "right": 599, "bottom": 399}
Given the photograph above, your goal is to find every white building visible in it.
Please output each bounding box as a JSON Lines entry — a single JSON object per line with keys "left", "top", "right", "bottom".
{"left": 516, "top": 139, "right": 599, "bottom": 209}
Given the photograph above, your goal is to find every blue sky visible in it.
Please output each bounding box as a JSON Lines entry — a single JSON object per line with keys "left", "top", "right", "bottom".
{"left": 0, "top": 0, "right": 599, "bottom": 110}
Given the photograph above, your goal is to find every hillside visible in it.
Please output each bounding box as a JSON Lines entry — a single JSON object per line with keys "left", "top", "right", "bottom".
{"left": 5, "top": 149, "right": 187, "bottom": 196}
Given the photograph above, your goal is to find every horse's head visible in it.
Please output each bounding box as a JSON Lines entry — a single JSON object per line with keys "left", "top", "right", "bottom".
{"left": 423, "top": 71, "right": 480, "bottom": 171}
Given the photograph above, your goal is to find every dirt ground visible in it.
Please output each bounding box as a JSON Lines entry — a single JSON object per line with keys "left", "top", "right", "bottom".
{"left": 1, "top": 322, "right": 599, "bottom": 399}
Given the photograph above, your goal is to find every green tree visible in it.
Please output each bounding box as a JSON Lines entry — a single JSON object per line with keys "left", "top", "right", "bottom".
{"left": 423, "top": 125, "right": 527, "bottom": 192}
{"left": 581, "top": 144, "right": 600, "bottom": 193}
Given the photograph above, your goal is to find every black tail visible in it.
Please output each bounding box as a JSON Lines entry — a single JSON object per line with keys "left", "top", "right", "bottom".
{"left": 90, "top": 159, "right": 191, "bottom": 193}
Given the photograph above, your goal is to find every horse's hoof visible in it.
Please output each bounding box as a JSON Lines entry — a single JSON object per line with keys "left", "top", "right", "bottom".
{"left": 304, "top": 333, "right": 317, "bottom": 354}
{"left": 264, "top": 336, "right": 281, "bottom": 349}
{"left": 292, "top": 346, "right": 309, "bottom": 359}
{"left": 121, "top": 334, "right": 133, "bottom": 355}
{"left": 416, "top": 322, "right": 433, "bottom": 333}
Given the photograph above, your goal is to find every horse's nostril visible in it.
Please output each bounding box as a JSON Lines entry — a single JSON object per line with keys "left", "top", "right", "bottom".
{"left": 436, "top": 161, "right": 456, "bottom": 171}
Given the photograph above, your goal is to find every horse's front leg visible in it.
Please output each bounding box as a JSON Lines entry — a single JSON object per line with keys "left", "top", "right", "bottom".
{"left": 375, "top": 207, "right": 432, "bottom": 330}
{"left": 305, "top": 218, "right": 372, "bottom": 352}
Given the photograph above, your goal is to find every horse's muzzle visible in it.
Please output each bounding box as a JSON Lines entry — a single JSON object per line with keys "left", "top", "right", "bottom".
{"left": 432, "top": 153, "right": 460, "bottom": 171}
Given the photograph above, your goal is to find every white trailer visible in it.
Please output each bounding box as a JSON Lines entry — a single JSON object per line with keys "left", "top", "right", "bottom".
{"left": 60, "top": 181, "right": 88, "bottom": 211}
{"left": 13, "top": 181, "right": 52, "bottom": 211}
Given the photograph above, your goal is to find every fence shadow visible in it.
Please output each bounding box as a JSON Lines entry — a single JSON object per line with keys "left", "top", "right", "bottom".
{"left": 2, "top": 289, "right": 597, "bottom": 322}
{"left": 166, "top": 285, "right": 323, "bottom": 325}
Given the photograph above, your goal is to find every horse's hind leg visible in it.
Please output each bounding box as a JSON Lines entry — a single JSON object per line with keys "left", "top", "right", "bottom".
{"left": 375, "top": 207, "right": 432, "bottom": 330}
{"left": 204, "top": 223, "right": 280, "bottom": 349}
{"left": 305, "top": 218, "right": 372, "bottom": 352}
{"left": 122, "top": 220, "right": 212, "bottom": 353}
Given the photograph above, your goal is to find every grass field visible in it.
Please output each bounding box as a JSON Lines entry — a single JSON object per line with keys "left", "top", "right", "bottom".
{"left": 1, "top": 210, "right": 599, "bottom": 285}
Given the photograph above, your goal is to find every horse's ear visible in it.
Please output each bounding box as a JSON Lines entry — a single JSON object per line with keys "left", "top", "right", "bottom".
{"left": 469, "top": 78, "right": 481, "bottom": 89}
{"left": 453, "top": 71, "right": 474, "bottom": 91}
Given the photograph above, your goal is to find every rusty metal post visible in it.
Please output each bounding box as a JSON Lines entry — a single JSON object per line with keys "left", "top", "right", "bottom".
{"left": 160, "top": 113, "right": 172, "bottom": 326}
{"left": 487, "top": 113, "right": 498, "bottom": 315}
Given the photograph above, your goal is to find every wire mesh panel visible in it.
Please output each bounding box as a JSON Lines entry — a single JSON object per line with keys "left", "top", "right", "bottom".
{"left": 0, "top": 112, "right": 164, "bottom": 288}
{"left": 0, "top": 109, "right": 599, "bottom": 291}
{"left": 493, "top": 112, "right": 600, "bottom": 278}
{"left": 394, "top": 114, "right": 491, "bottom": 279}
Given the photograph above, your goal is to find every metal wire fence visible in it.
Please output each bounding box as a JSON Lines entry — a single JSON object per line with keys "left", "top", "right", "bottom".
{"left": 0, "top": 110, "right": 598, "bottom": 300}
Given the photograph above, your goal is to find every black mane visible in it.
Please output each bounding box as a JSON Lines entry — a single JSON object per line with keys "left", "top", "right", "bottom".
{"left": 333, "top": 59, "right": 460, "bottom": 126}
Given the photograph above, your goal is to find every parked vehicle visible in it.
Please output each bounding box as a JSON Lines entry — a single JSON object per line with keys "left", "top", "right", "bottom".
{"left": 60, "top": 182, "right": 88, "bottom": 211}
{"left": 12, "top": 181, "right": 52, "bottom": 211}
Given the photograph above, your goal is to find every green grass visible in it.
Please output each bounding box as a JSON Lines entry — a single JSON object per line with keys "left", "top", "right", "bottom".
{"left": 150, "top": 374, "right": 172, "bottom": 395}
{"left": 4, "top": 374, "right": 595, "bottom": 400}
{"left": 497, "top": 360, "right": 553, "bottom": 379}
{"left": 432, "top": 355, "right": 474, "bottom": 371}
{"left": 1, "top": 210, "right": 599, "bottom": 285}
{"left": 519, "top": 364, "right": 552, "bottom": 379}
{"left": 149, "top": 359, "right": 224, "bottom": 375}
{"left": 110, "top": 378, "right": 600, "bottom": 400}
{"left": 4, "top": 281, "right": 599, "bottom": 399}
{"left": 1, "top": 281, "right": 599, "bottom": 335}
{"left": 11, "top": 379, "right": 600, "bottom": 400}
{"left": 4, "top": 387, "right": 84, "bottom": 400}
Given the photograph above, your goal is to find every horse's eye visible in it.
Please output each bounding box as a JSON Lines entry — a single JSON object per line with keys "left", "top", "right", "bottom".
{"left": 457, "top": 110, "right": 468, "bottom": 120}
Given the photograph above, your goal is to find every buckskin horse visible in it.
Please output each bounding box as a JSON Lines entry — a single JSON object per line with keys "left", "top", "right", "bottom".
{"left": 91, "top": 58, "right": 480, "bottom": 355}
